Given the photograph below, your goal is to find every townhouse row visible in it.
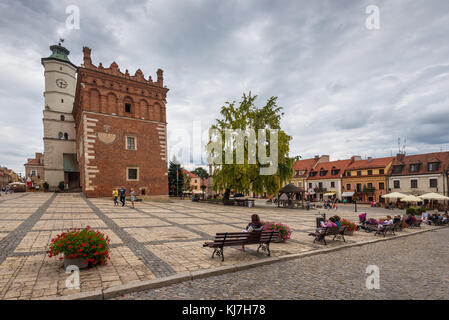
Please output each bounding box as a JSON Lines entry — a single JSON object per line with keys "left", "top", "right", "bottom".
{"left": 289, "top": 151, "right": 449, "bottom": 203}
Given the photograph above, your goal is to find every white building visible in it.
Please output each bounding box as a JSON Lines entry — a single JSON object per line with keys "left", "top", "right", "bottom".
{"left": 41, "top": 43, "right": 79, "bottom": 190}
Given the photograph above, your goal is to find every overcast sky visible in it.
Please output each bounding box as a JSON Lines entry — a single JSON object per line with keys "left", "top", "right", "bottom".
{"left": 1, "top": 0, "right": 449, "bottom": 175}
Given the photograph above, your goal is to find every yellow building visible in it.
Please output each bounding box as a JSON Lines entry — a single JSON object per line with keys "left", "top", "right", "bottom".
{"left": 342, "top": 157, "right": 394, "bottom": 203}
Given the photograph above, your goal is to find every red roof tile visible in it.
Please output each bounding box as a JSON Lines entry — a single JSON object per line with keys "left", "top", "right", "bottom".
{"left": 345, "top": 157, "right": 393, "bottom": 170}
{"left": 390, "top": 151, "right": 449, "bottom": 176}
{"left": 308, "top": 159, "right": 352, "bottom": 180}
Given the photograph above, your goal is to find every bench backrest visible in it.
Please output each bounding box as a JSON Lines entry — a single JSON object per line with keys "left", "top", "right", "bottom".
{"left": 212, "top": 230, "right": 278, "bottom": 247}
{"left": 322, "top": 226, "right": 346, "bottom": 235}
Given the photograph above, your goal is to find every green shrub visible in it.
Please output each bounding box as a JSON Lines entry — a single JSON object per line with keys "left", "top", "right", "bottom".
{"left": 58, "top": 181, "right": 65, "bottom": 190}
{"left": 406, "top": 207, "right": 423, "bottom": 215}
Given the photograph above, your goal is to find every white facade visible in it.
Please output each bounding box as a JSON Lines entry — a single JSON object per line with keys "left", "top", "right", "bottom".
{"left": 388, "top": 173, "right": 448, "bottom": 196}
{"left": 305, "top": 179, "right": 343, "bottom": 201}
{"left": 41, "top": 45, "right": 78, "bottom": 189}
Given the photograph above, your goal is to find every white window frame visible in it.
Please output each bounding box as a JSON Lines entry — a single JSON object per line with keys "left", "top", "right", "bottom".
{"left": 126, "top": 167, "right": 139, "bottom": 181}
{"left": 125, "top": 135, "right": 137, "bottom": 150}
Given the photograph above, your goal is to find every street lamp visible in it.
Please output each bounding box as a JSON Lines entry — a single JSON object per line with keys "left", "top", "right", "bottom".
{"left": 354, "top": 199, "right": 357, "bottom": 212}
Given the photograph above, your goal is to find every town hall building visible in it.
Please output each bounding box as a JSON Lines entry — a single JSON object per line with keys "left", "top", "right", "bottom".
{"left": 40, "top": 43, "right": 169, "bottom": 199}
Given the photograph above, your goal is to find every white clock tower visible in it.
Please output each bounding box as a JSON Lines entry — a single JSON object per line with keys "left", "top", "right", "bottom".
{"left": 41, "top": 42, "right": 79, "bottom": 190}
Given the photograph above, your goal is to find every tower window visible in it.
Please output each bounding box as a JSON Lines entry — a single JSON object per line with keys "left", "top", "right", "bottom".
{"left": 58, "top": 132, "right": 63, "bottom": 139}
{"left": 60, "top": 67, "right": 62, "bottom": 71}
{"left": 64, "top": 133, "right": 68, "bottom": 140}
{"left": 61, "top": 99, "right": 64, "bottom": 103}
{"left": 126, "top": 136, "right": 136, "bottom": 150}
{"left": 60, "top": 115, "right": 65, "bottom": 121}
{"left": 125, "top": 103, "right": 131, "bottom": 113}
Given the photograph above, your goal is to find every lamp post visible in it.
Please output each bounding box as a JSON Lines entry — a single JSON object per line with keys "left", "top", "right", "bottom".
{"left": 354, "top": 199, "right": 357, "bottom": 212}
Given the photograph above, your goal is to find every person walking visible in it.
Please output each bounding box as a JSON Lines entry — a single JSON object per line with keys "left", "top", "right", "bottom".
{"left": 130, "top": 188, "right": 136, "bottom": 209}
{"left": 112, "top": 189, "right": 119, "bottom": 206}
{"left": 119, "top": 186, "right": 126, "bottom": 207}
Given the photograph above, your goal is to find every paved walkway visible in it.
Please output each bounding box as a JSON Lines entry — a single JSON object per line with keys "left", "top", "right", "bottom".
{"left": 115, "top": 228, "right": 449, "bottom": 300}
{"left": 0, "top": 193, "right": 441, "bottom": 299}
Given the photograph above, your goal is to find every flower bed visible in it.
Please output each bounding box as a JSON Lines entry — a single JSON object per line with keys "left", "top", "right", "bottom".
{"left": 47, "top": 226, "right": 111, "bottom": 268}
{"left": 341, "top": 219, "right": 357, "bottom": 235}
{"left": 261, "top": 221, "right": 292, "bottom": 242}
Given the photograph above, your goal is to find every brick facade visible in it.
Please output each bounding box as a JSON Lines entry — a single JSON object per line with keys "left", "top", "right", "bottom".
{"left": 73, "top": 47, "right": 169, "bottom": 198}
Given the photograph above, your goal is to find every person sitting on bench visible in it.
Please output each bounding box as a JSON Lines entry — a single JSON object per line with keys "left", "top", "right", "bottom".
{"left": 333, "top": 215, "right": 342, "bottom": 227}
{"left": 320, "top": 216, "right": 337, "bottom": 228}
{"left": 241, "top": 214, "right": 263, "bottom": 251}
{"left": 378, "top": 215, "right": 393, "bottom": 230}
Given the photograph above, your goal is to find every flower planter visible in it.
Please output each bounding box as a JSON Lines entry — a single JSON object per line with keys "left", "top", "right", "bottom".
{"left": 222, "top": 200, "right": 235, "bottom": 206}
{"left": 64, "top": 256, "right": 88, "bottom": 269}
{"left": 344, "top": 229, "right": 354, "bottom": 236}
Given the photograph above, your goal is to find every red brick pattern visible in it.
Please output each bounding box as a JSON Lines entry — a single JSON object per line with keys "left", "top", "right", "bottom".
{"left": 73, "top": 47, "right": 169, "bottom": 198}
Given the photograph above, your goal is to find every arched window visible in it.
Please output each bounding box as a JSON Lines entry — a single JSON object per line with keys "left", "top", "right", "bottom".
{"left": 64, "top": 133, "right": 68, "bottom": 140}
{"left": 58, "top": 132, "right": 63, "bottom": 139}
{"left": 60, "top": 115, "right": 65, "bottom": 121}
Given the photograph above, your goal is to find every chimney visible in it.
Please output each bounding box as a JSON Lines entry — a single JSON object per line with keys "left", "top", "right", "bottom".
{"left": 83, "top": 47, "right": 92, "bottom": 67}
{"left": 314, "top": 155, "right": 319, "bottom": 161}
{"left": 367, "top": 157, "right": 372, "bottom": 162}
{"left": 396, "top": 153, "right": 405, "bottom": 162}
{"left": 157, "top": 69, "right": 164, "bottom": 87}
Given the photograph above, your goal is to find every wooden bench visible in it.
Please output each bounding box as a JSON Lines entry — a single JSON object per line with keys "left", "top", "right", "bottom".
{"left": 375, "top": 223, "right": 397, "bottom": 237}
{"left": 203, "top": 230, "right": 278, "bottom": 262}
{"left": 409, "top": 219, "right": 422, "bottom": 228}
{"left": 309, "top": 226, "right": 347, "bottom": 245}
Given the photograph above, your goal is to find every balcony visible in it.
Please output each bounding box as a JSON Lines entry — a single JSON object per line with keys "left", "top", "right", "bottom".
{"left": 363, "top": 186, "right": 376, "bottom": 193}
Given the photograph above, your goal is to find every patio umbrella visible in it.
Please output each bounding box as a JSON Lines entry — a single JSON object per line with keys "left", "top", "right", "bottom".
{"left": 381, "top": 192, "right": 407, "bottom": 199}
{"left": 418, "top": 192, "right": 449, "bottom": 200}
{"left": 418, "top": 193, "right": 449, "bottom": 210}
{"left": 400, "top": 195, "right": 423, "bottom": 203}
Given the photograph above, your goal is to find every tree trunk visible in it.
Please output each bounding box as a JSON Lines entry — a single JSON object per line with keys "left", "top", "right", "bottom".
{"left": 224, "top": 188, "right": 231, "bottom": 200}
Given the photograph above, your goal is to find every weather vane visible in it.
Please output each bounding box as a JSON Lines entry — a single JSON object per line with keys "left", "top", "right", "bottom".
{"left": 59, "top": 38, "right": 64, "bottom": 45}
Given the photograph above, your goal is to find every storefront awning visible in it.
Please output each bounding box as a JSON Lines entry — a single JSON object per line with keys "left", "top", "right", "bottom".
{"left": 342, "top": 192, "right": 354, "bottom": 197}
{"left": 324, "top": 192, "right": 336, "bottom": 197}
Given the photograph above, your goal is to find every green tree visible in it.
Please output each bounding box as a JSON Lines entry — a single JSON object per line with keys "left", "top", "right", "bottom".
{"left": 168, "top": 159, "right": 184, "bottom": 197}
{"left": 192, "top": 167, "right": 209, "bottom": 180}
{"left": 183, "top": 171, "right": 191, "bottom": 192}
{"left": 207, "top": 92, "right": 294, "bottom": 200}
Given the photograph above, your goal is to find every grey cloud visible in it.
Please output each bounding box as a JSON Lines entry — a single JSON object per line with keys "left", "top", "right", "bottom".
{"left": 1, "top": 0, "right": 449, "bottom": 175}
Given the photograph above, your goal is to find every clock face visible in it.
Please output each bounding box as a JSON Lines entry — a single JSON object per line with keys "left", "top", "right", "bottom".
{"left": 56, "top": 78, "right": 68, "bottom": 89}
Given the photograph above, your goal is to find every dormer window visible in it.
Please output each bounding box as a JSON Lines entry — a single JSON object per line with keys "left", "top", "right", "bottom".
{"left": 392, "top": 165, "right": 403, "bottom": 173}
{"left": 331, "top": 169, "right": 339, "bottom": 175}
{"left": 428, "top": 162, "right": 439, "bottom": 171}
{"left": 309, "top": 171, "right": 317, "bottom": 177}
{"left": 319, "top": 170, "right": 327, "bottom": 176}
{"left": 410, "top": 164, "right": 420, "bottom": 172}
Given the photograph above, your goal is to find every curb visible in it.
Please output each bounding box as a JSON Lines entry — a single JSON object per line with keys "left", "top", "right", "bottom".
{"left": 54, "top": 226, "right": 447, "bottom": 300}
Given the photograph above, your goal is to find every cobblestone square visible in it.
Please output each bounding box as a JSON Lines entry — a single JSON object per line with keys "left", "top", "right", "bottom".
{"left": 0, "top": 193, "right": 443, "bottom": 299}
